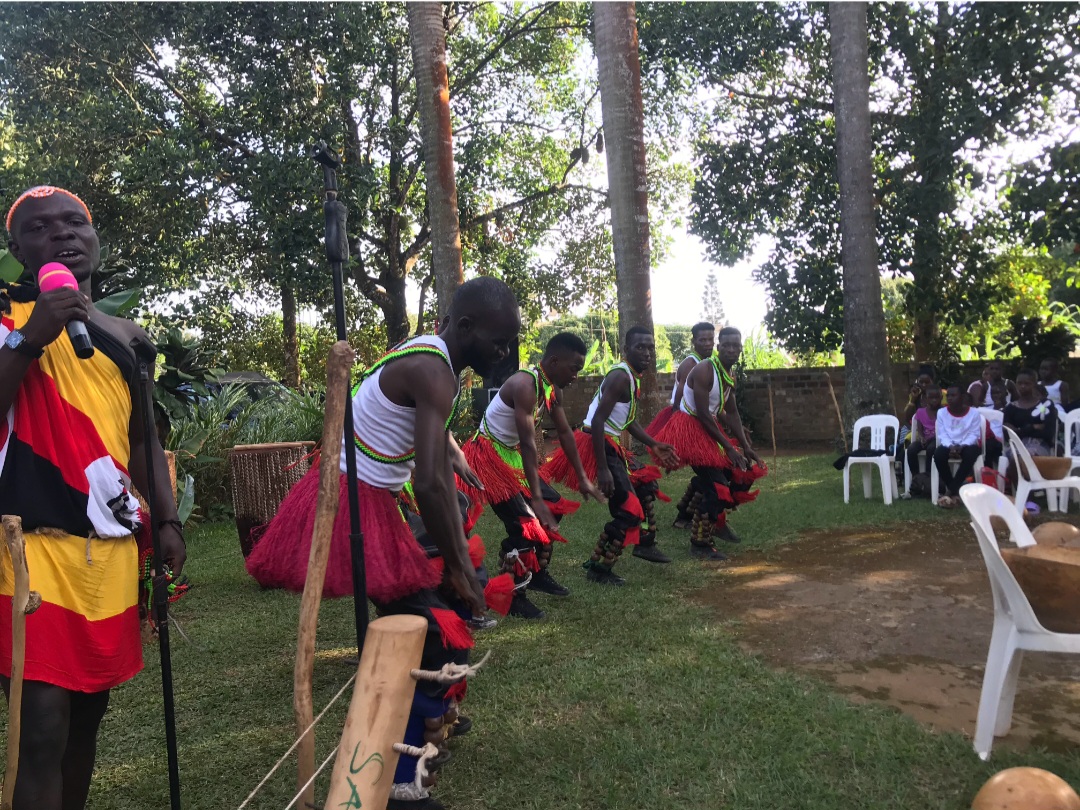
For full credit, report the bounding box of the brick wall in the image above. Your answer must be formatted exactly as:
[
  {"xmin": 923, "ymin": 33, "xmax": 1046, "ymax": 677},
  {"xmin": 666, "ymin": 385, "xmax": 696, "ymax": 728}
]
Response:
[{"xmin": 555, "ymin": 361, "xmax": 1080, "ymax": 450}]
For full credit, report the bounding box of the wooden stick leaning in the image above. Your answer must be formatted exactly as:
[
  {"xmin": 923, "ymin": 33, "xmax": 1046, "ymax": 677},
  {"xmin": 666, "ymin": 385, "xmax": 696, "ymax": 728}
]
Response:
[
  {"xmin": 294, "ymin": 341, "xmax": 355, "ymax": 810},
  {"xmin": 824, "ymin": 372, "xmax": 845, "ymax": 443},
  {"xmin": 767, "ymin": 380, "xmax": 778, "ymax": 470},
  {"xmin": 2, "ymin": 516, "xmax": 41, "ymax": 810}
]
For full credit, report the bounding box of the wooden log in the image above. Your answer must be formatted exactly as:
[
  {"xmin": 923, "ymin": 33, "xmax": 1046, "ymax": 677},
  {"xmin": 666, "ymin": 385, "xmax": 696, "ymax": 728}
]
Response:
[
  {"xmin": 2, "ymin": 516, "xmax": 40, "ymax": 810},
  {"xmin": 325, "ymin": 614, "xmax": 428, "ymax": 810},
  {"xmin": 293, "ymin": 341, "xmax": 355, "ymax": 810}
]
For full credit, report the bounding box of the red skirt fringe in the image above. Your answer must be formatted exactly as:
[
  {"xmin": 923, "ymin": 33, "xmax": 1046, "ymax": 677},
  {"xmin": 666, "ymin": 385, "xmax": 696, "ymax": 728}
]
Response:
[
  {"xmin": 541, "ymin": 429, "xmax": 621, "ymax": 491},
  {"xmin": 245, "ymin": 469, "xmax": 440, "ymax": 602},
  {"xmin": 459, "ymin": 436, "xmax": 529, "ymax": 505},
  {"xmin": 646, "ymin": 405, "xmax": 674, "ymax": 435},
  {"xmin": 547, "ymin": 497, "xmax": 581, "ymax": 516},
  {"xmin": 653, "ymin": 411, "xmax": 733, "ymax": 469},
  {"xmin": 484, "ymin": 574, "xmax": 515, "ymax": 616}
]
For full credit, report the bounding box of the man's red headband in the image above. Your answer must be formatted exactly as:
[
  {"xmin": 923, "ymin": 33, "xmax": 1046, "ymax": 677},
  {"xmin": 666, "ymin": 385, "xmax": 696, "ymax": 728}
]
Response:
[{"xmin": 6, "ymin": 186, "xmax": 93, "ymax": 234}]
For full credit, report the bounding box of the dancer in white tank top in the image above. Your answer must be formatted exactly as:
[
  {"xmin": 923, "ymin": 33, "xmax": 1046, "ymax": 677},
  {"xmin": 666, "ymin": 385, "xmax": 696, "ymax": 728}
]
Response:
[
  {"xmin": 247, "ymin": 277, "xmax": 522, "ymax": 809},
  {"xmin": 543, "ymin": 327, "xmax": 679, "ymax": 586},
  {"xmin": 653, "ymin": 327, "xmax": 767, "ymax": 559},
  {"xmin": 459, "ymin": 333, "xmax": 603, "ymax": 619}
]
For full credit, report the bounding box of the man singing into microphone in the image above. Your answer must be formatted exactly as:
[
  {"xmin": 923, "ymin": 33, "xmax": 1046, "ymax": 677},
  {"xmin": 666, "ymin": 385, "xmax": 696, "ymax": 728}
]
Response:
[{"xmin": 0, "ymin": 186, "xmax": 186, "ymax": 809}]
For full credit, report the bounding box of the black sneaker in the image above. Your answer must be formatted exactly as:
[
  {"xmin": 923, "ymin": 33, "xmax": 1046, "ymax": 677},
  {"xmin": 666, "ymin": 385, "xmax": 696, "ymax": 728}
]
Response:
[
  {"xmin": 672, "ymin": 515, "xmax": 692, "ymax": 529},
  {"xmin": 509, "ymin": 593, "xmax": 546, "ymax": 619},
  {"xmin": 689, "ymin": 542, "xmax": 727, "ymax": 561},
  {"xmin": 632, "ymin": 542, "xmax": 672, "ymax": 564},
  {"xmin": 528, "ymin": 569, "xmax": 571, "ymax": 597},
  {"xmin": 716, "ymin": 523, "xmax": 742, "ymax": 543},
  {"xmin": 585, "ymin": 566, "xmax": 626, "ymax": 586},
  {"xmin": 449, "ymin": 715, "xmax": 472, "ymax": 738},
  {"xmin": 388, "ymin": 797, "xmax": 446, "ymax": 810},
  {"xmin": 467, "ymin": 614, "xmax": 497, "ymax": 631}
]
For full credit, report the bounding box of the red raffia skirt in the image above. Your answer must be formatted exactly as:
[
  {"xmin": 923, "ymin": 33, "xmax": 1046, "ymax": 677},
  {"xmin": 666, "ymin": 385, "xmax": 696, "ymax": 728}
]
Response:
[
  {"xmin": 458, "ymin": 434, "xmax": 529, "ymax": 505},
  {"xmin": 654, "ymin": 411, "xmax": 768, "ymax": 485},
  {"xmin": 541, "ymin": 429, "xmax": 667, "ymax": 494},
  {"xmin": 646, "ymin": 405, "xmax": 674, "ymax": 436},
  {"xmin": 245, "ymin": 468, "xmax": 440, "ymax": 602}
]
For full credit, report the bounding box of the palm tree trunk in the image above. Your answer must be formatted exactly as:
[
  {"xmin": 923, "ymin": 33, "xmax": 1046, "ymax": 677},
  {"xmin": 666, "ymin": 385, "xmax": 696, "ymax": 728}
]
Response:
[
  {"xmin": 829, "ymin": 2, "xmax": 894, "ymax": 433},
  {"xmin": 408, "ymin": 2, "xmax": 463, "ymax": 324},
  {"xmin": 594, "ymin": 1, "xmax": 661, "ymax": 422}
]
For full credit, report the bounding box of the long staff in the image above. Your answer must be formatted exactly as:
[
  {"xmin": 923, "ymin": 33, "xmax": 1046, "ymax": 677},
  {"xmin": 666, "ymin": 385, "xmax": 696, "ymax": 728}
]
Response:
[
  {"xmin": 132, "ymin": 338, "xmax": 182, "ymax": 810},
  {"xmin": 311, "ymin": 142, "xmax": 368, "ymax": 655}
]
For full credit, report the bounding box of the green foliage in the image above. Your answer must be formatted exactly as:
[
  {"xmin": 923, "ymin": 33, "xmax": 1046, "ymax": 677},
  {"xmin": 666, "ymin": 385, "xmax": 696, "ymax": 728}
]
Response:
[
  {"xmin": 0, "ymin": 249, "xmax": 22, "ymax": 283},
  {"xmin": 739, "ymin": 327, "xmax": 790, "ymax": 370},
  {"xmin": 654, "ymin": 324, "xmax": 673, "ymax": 372},
  {"xmin": 638, "ymin": 2, "xmax": 1080, "ymax": 358},
  {"xmin": 700, "ymin": 270, "xmax": 726, "ymax": 327},
  {"xmin": 151, "ymin": 326, "xmax": 225, "ymax": 428}
]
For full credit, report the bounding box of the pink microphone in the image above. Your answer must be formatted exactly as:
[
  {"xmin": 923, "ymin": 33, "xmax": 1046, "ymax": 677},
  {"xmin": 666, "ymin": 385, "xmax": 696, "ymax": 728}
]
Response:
[{"xmin": 38, "ymin": 262, "xmax": 94, "ymax": 359}]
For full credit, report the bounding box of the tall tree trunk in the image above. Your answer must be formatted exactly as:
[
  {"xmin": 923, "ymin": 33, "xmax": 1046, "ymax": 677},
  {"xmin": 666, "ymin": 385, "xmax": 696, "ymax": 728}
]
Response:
[
  {"xmin": 408, "ymin": 2, "xmax": 463, "ymax": 325},
  {"xmin": 594, "ymin": 1, "xmax": 661, "ymax": 422},
  {"xmin": 281, "ymin": 282, "xmax": 300, "ymax": 388},
  {"xmin": 829, "ymin": 2, "xmax": 893, "ymax": 433}
]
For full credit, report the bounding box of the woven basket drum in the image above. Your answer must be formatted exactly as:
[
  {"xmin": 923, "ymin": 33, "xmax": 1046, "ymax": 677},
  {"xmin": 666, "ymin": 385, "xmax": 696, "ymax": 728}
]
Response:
[{"xmin": 230, "ymin": 442, "xmax": 315, "ymax": 557}]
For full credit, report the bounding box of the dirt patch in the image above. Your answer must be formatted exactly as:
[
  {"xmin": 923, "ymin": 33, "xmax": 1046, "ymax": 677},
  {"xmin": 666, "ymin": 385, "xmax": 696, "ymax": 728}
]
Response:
[{"xmin": 697, "ymin": 519, "xmax": 1080, "ymax": 753}]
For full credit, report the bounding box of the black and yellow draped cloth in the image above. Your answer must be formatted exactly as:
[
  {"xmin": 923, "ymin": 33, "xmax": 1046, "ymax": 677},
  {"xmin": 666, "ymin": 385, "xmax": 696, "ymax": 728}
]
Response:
[{"xmin": 0, "ymin": 284, "xmax": 143, "ymax": 692}]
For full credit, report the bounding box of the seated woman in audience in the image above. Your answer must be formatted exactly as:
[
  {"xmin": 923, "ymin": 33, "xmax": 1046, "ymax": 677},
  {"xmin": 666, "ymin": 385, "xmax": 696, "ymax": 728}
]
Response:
[
  {"xmin": 1003, "ymin": 368, "xmax": 1059, "ymax": 489},
  {"xmin": 982, "ymin": 382, "xmax": 1007, "ymax": 472}
]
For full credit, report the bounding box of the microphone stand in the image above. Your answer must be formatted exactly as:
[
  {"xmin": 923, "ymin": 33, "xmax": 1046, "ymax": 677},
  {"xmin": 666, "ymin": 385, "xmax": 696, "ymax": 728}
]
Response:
[
  {"xmin": 311, "ymin": 141, "xmax": 368, "ymax": 657},
  {"xmin": 130, "ymin": 338, "xmax": 182, "ymax": 810}
]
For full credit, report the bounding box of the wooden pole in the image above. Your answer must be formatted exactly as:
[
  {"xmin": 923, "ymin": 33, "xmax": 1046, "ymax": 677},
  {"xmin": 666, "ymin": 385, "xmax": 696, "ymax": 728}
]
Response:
[
  {"xmin": 2, "ymin": 516, "xmax": 40, "ymax": 810},
  {"xmin": 294, "ymin": 341, "xmax": 355, "ymax": 809},
  {"xmin": 324, "ymin": 614, "xmax": 428, "ymax": 810},
  {"xmin": 767, "ymin": 380, "xmax": 778, "ymax": 469},
  {"xmin": 824, "ymin": 372, "xmax": 846, "ymax": 443}
]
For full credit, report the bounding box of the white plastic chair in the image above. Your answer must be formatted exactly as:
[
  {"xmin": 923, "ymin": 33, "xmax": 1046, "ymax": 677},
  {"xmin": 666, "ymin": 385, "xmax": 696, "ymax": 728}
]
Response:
[
  {"xmin": 1061, "ymin": 410, "xmax": 1080, "ymax": 476},
  {"xmin": 903, "ymin": 415, "xmax": 928, "ymax": 497},
  {"xmin": 843, "ymin": 414, "xmax": 899, "ymax": 505},
  {"xmin": 959, "ymin": 483, "xmax": 1080, "ymax": 759},
  {"xmin": 1005, "ymin": 426, "xmax": 1080, "ymax": 514},
  {"xmin": 976, "ymin": 408, "xmax": 1008, "ymax": 492},
  {"xmin": 931, "ymin": 416, "xmax": 985, "ymax": 506}
]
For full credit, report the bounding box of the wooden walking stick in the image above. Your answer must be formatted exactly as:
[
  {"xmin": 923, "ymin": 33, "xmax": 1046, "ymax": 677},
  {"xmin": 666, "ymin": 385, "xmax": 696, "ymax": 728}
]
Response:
[
  {"xmin": 2, "ymin": 516, "xmax": 41, "ymax": 810},
  {"xmin": 294, "ymin": 341, "xmax": 356, "ymax": 810},
  {"xmin": 767, "ymin": 380, "xmax": 778, "ymax": 470},
  {"xmin": 824, "ymin": 372, "xmax": 845, "ymax": 442}
]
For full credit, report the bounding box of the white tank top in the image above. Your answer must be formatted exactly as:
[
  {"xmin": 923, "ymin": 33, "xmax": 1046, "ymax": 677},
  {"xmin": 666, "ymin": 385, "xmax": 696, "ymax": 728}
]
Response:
[
  {"xmin": 585, "ymin": 363, "xmax": 640, "ymax": 437},
  {"xmin": 480, "ymin": 367, "xmax": 551, "ymax": 447},
  {"xmin": 670, "ymin": 353, "xmax": 703, "ymax": 405},
  {"xmin": 341, "ymin": 335, "xmax": 458, "ymax": 489},
  {"xmin": 680, "ymin": 358, "xmax": 731, "ymax": 417}
]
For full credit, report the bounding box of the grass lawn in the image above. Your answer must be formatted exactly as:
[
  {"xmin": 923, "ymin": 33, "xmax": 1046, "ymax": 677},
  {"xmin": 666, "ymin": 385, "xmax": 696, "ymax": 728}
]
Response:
[{"xmin": 7, "ymin": 454, "xmax": 1079, "ymax": 809}]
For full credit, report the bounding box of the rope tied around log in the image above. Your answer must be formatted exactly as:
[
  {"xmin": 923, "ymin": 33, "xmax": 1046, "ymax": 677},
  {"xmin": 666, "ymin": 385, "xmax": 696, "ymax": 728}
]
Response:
[
  {"xmin": 410, "ymin": 649, "xmax": 492, "ymax": 684},
  {"xmin": 391, "ymin": 742, "xmax": 440, "ymax": 801}
]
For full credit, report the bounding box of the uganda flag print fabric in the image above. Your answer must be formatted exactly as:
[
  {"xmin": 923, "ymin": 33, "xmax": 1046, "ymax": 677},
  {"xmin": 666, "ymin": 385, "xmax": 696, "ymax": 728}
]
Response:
[{"xmin": 0, "ymin": 286, "xmax": 143, "ymax": 692}]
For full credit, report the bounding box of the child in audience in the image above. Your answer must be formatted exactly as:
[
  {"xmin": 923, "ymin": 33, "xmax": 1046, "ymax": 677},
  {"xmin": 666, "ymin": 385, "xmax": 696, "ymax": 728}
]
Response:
[
  {"xmin": 933, "ymin": 384, "xmax": 984, "ymax": 508},
  {"xmin": 907, "ymin": 386, "xmax": 941, "ymax": 478}
]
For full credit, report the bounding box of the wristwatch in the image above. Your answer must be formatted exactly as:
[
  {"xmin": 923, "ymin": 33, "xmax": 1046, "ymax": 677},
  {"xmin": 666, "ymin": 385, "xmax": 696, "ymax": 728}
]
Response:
[{"xmin": 3, "ymin": 329, "xmax": 44, "ymax": 359}]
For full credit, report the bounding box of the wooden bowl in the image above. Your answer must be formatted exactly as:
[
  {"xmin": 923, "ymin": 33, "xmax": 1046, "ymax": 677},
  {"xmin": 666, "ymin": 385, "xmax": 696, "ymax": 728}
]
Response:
[
  {"xmin": 1001, "ymin": 545, "xmax": 1080, "ymax": 633},
  {"xmin": 972, "ymin": 767, "xmax": 1080, "ymax": 810},
  {"xmin": 1032, "ymin": 457, "xmax": 1073, "ymax": 480}
]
